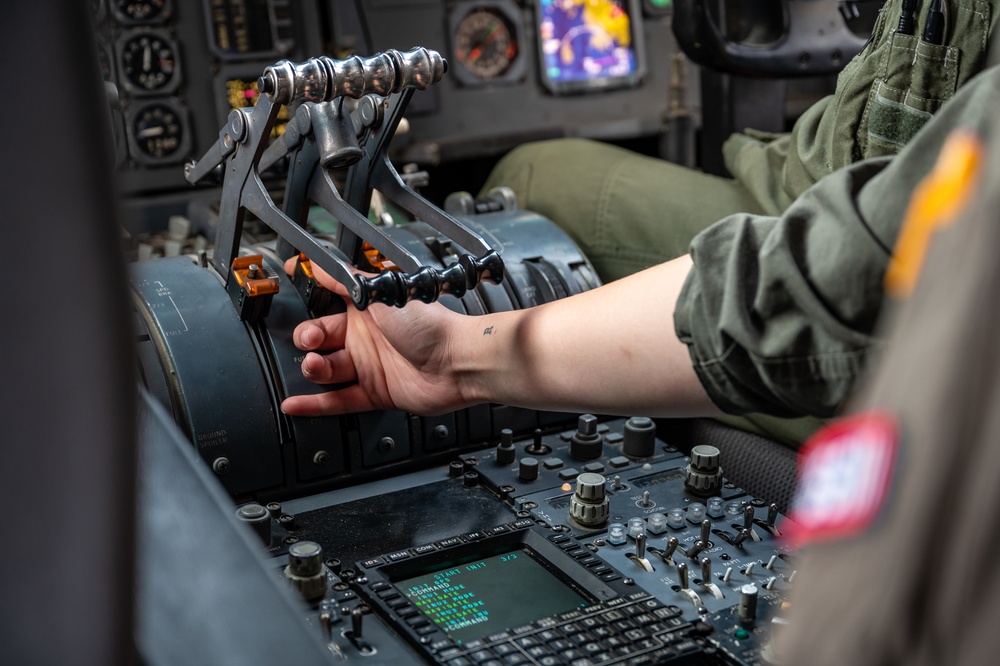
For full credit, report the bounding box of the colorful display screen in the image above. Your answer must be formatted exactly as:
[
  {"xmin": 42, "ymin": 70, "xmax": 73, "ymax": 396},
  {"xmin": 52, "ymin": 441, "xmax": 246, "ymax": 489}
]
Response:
[{"xmin": 536, "ymin": 0, "xmax": 638, "ymax": 88}]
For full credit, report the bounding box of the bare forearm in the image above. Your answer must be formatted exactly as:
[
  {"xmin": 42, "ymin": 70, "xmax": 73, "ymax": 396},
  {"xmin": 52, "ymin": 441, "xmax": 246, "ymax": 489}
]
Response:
[{"xmin": 452, "ymin": 255, "xmax": 721, "ymax": 417}]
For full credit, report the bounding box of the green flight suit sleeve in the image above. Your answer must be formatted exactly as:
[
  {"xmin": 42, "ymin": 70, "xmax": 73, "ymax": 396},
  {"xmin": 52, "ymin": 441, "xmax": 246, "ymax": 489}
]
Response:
[
  {"xmin": 724, "ymin": 0, "xmax": 996, "ymax": 215},
  {"xmin": 674, "ymin": 66, "xmax": 1000, "ymax": 417}
]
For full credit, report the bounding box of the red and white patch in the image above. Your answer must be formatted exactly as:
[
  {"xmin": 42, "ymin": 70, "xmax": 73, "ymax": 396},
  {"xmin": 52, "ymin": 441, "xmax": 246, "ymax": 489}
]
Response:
[{"xmin": 784, "ymin": 411, "xmax": 899, "ymax": 547}]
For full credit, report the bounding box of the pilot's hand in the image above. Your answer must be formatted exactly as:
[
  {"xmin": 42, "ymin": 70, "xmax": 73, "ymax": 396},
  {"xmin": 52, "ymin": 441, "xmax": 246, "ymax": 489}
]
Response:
[
  {"xmin": 280, "ymin": 258, "xmax": 469, "ymax": 417},
  {"xmin": 281, "ymin": 253, "xmax": 715, "ymax": 420}
]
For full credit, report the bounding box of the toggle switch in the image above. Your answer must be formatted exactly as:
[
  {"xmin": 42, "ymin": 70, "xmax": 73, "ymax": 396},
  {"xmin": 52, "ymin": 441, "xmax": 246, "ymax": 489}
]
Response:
[
  {"xmin": 525, "ymin": 428, "xmax": 551, "ymax": 456},
  {"xmin": 699, "ymin": 557, "xmax": 725, "ymax": 599},
  {"xmin": 761, "ymin": 503, "xmax": 782, "ymax": 537},
  {"xmin": 676, "ymin": 562, "xmax": 704, "ymax": 607},
  {"xmin": 627, "ymin": 533, "xmax": 655, "ymax": 572}
]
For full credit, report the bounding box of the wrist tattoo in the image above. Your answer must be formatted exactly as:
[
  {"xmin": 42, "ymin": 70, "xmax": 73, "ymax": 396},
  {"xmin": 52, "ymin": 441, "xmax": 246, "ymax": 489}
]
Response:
[{"xmin": 483, "ymin": 326, "xmax": 494, "ymax": 336}]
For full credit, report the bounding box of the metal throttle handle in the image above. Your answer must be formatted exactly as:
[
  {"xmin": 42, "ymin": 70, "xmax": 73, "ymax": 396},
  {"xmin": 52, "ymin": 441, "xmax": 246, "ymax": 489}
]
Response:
[
  {"xmin": 257, "ymin": 47, "xmax": 447, "ymax": 106},
  {"xmin": 355, "ymin": 251, "xmax": 504, "ymax": 310}
]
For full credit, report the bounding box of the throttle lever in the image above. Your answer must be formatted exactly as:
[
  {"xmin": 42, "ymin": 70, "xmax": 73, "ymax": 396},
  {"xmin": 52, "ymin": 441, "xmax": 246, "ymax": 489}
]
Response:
[
  {"xmin": 355, "ymin": 250, "xmax": 504, "ymax": 309},
  {"xmin": 258, "ymin": 47, "xmax": 446, "ymax": 106}
]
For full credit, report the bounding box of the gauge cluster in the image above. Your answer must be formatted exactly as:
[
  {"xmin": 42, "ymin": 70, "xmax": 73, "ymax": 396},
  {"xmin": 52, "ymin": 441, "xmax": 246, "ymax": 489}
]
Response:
[
  {"xmin": 353, "ymin": 0, "xmax": 693, "ymax": 166},
  {"xmin": 91, "ymin": 0, "xmax": 189, "ymax": 168},
  {"xmin": 91, "ymin": 0, "xmax": 695, "ymax": 240},
  {"xmin": 89, "ymin": 0, "xmax": 325, "ymax": 231}
]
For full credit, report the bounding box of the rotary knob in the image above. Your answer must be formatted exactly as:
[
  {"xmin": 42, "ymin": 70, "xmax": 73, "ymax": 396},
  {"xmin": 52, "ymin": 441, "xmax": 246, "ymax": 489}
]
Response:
[
  {"xmin": 623, "ymin": 416, "xmax": 656, "ymax": 458},
  {"xmin": 569, "ymin": 472, "xmax": 609, "ymax": 527},
  {"xmin": 685, "ymin": 444, "xmax": 723, "ymax": 496},
  {"xmin": 518, "ymin": 457, "xmax": 539, "ymax": 482},
  {"xmin": 284, "ymin": 541, "xmax": 329, "ymax": 602}
]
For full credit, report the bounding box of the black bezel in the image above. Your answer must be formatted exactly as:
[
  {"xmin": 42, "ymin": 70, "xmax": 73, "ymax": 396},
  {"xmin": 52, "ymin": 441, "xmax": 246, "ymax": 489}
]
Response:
[
  {"xmin": 116, "ymin": 28, "xmax": 183, "ymax": 97},
  {"xmin": 447, "ymin": 0, "xmax": 528, "ymax": 87},
  {"xmin": 126, "ymin": 99, "xmax": 192, "ymax": 167},
  {"xmin": 532, "ymin": 0, "xmax": 647, "ymax": 95},
  {"xmin": 357, "ymin": 526, "xmax": 626, "ymax": 653}
]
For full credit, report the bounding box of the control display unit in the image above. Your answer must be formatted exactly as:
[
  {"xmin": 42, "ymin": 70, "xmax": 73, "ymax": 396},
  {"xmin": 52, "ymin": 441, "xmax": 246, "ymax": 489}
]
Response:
[
  {"xmin": 535, "ymin": 0, "xmax": 645, "ymax": 93},
  {"xmin": 394, "ymin": 547, "xmax": 590, "ymax": 644}
]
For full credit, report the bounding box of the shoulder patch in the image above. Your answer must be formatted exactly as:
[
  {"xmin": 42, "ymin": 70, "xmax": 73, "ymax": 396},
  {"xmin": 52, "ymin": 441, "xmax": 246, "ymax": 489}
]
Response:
[{"xmin": 784, "ymin": 411, "xmax": 898, "ymax": 547}]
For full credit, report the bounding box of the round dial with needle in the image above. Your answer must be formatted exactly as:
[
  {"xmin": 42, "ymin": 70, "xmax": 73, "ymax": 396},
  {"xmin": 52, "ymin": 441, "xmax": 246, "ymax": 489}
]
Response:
[
  {"xmin": 128, "ymin": 101, "xmax": 189, "ymax": 164},
  {"xmin": 119, "ymin": 31, "xmax": 180, "ymax": 94},
  {"xmin": 453, "ymin": 7, "xmax": 519, "ymax": 81}
]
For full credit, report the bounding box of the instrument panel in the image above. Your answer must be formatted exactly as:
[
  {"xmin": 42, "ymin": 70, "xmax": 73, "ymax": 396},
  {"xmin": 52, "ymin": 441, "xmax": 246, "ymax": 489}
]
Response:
[{"xmin": 90, "ymin": 0, "xmax": 694, "ymax": 236}]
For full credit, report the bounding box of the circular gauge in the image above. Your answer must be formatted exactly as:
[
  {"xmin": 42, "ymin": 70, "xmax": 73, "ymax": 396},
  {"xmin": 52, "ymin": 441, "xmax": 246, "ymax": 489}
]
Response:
[
  {"xmin": 113, "ymin": 0, "xmax": 169, "ymax": 24},
  {"xmin": 452, "ymin": 7, "xmax": 519, "ymax": 81},
  {"xmin": 128, "ymin": 101, "xmax": 189, "ymax": 165},
  {"xmin": 119, "ymin": 31, "xmax": 180, "ymax": 94}
]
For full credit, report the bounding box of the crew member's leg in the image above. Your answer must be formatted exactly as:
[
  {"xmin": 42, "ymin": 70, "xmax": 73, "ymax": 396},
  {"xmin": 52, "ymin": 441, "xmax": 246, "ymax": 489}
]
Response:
[{"xmin": 481, "ymin": 138, "xmax": 767, "ymax": 282}]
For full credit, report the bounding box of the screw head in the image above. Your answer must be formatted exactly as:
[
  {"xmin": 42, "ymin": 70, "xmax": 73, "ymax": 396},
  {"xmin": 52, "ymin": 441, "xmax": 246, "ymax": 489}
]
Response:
[
  {"xmin": 313, "ymin": 450, "xmax": 331, "ymax": 466},
  {"xmin": 212, "ymin": 457, "xmax": 230, "ymax": 475}
]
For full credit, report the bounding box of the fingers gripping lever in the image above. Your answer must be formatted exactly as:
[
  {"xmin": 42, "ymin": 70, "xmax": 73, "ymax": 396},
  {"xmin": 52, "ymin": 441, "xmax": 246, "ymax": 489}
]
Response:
[{"xmin": 355, "ymin": 251, "xmax": 505, "ymax": 310}]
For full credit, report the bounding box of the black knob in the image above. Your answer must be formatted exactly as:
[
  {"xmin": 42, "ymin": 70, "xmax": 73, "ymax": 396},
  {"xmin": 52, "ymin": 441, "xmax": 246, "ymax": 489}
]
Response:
[
  {"xmin": 288, "ymin": 541, "xmax": 323, "ymax": 577},
  {"xmin": 284, "ymin": 541, "xmax": 328, "ymax": 602},
  {"xmin": 496, "ymin": 428, "xmax": 516, "ymax": 464},
  {"xmin": 235, "ymin": 503, "xmax": 271, "ymax": 546},
  {"xmin": 519, "ymin": 457, "xmax": 539, "ymax": 482},
  {"xmin": 570, "ymin": 414, "xmax": 602, "ymax": 461},
  {"xmin": 623, "ymin": 416, "xmax": 656, "ymax": 458}
]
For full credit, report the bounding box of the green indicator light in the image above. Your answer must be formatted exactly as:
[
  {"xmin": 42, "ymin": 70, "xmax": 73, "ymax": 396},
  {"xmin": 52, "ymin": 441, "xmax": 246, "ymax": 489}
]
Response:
[
  {"xmin": 651, "ymin": 0, "xmax": 672, "ymax": 7},
  {"xmin": 735, "ymin": 628, "xmax": 750, "ymax": 640}
]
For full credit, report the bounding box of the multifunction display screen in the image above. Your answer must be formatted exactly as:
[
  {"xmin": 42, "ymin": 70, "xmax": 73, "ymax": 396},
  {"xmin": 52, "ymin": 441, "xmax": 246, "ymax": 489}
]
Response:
[{"xmin": 396, "ymin": 549, "xmax": 589, "ymax": 644}]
